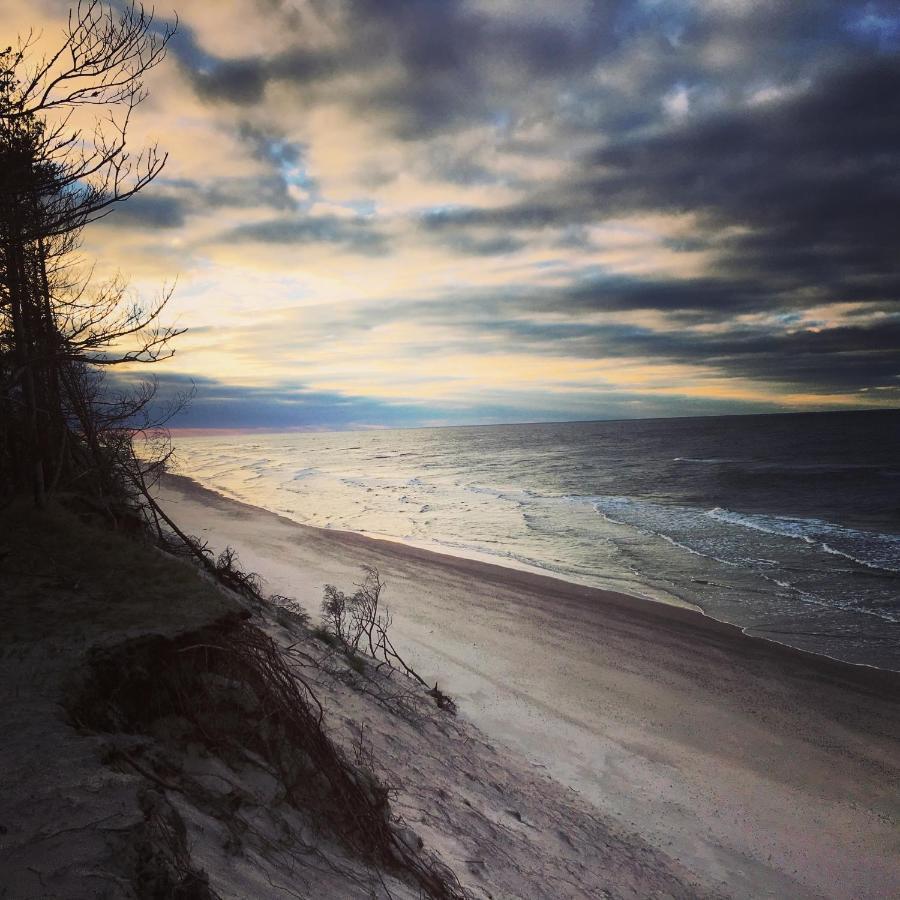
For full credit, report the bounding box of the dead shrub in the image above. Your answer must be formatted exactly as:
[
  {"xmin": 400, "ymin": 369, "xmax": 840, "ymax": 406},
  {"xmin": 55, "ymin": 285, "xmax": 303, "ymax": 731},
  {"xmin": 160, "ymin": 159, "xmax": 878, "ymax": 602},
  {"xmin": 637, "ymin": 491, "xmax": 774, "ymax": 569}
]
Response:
[{"xmin": 322, "ymin": 567, "xmax": 456, "ymax": 713}]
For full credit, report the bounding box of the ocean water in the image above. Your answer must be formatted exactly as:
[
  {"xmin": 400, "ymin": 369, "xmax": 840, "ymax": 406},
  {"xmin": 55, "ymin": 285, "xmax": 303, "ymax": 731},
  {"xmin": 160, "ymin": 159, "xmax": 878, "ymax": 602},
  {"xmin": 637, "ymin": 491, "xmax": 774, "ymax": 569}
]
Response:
[{"xmin": 171, "ymin": 410, "xmax": 900, "ymax": 670}]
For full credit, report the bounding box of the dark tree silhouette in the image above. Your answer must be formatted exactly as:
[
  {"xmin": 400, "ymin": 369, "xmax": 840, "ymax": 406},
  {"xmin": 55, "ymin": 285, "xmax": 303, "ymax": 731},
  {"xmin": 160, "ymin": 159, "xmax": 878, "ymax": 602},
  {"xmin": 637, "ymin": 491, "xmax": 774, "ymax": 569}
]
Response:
[{"xmin": 1, "ymin": 2, "xmax": 183, "ymax": 512}]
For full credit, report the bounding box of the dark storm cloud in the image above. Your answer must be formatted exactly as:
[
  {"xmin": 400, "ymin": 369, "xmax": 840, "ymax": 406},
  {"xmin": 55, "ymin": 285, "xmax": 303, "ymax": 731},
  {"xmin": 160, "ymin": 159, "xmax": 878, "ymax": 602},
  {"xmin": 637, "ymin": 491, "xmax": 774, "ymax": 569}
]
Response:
[
  {"xmin": 170, "ymin": 25, "xmax": 338, "ymax": 105},
  {"xmin": 153, "ymin": 0, "xmax": 900, "ymax": 413},
  {"xmin": 340, "ymin": 0, "xmax": 626, "ymax": 135},
  {"xmin": 421, "ymin": 53, "xmax": 900, "ymax": 318},
  {"xmin": 562, "ymin": 275, "xmax": 770, "ymax": 315},
  {"xmin": 226, "ymin": 215, "xmax": 388, "ymax": 254},
  {"xmin": 171, "ymin": 2, "xmax": 625, "ymax": 132},
  {"xmin": 98, "ymin": 194, "xmax": 187, "ymax": 229},
  {"xmin": 338, "ymin": 0, "xmax": 900, "ymax": 139},
  {"xmin": 168, "ymin": 0, "xmax": 900, "ymax": 148},
  {"xmin": 583, "ymin": 57, "xmax": 900, "ymax": 288},
  {"xmin": 191, "ymin": 49, "xmax": 338, "ymax": 105}
]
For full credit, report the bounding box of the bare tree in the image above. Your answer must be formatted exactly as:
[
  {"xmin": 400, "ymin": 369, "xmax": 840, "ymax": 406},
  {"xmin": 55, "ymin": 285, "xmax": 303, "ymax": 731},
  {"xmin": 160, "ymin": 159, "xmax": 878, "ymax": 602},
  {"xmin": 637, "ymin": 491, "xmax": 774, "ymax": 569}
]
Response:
[
  {"xmin": 2, "ymin": 1, "xmax": 174, "ymax": 237},
  {"xmin": 0, "ymin": 2, "xmax": 181, "ymax": 510}
]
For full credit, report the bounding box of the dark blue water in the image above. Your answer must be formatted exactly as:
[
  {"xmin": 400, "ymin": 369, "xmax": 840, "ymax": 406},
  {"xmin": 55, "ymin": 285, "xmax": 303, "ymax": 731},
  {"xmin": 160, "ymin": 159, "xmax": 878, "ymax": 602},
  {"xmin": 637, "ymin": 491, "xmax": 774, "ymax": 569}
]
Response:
[{"xmin": 175, "ymin": 409, "xmax": 900, "ymax": 670}]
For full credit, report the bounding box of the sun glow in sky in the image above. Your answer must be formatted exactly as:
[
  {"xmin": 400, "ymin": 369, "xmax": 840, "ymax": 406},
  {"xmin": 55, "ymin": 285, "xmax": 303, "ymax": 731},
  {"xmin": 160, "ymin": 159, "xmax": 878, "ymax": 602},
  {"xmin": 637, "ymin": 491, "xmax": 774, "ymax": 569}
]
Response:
[{"xmin": 6, "ymin": 0, "xmax": 900, "ymax": 428}]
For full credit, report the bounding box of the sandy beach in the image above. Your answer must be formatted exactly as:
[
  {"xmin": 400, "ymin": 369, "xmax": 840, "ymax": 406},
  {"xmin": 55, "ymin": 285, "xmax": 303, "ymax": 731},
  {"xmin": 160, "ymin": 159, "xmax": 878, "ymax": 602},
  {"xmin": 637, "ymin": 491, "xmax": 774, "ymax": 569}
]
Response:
[{"xmin": 155, "ymin": 473, "xmax": 900, "ymax": 899}]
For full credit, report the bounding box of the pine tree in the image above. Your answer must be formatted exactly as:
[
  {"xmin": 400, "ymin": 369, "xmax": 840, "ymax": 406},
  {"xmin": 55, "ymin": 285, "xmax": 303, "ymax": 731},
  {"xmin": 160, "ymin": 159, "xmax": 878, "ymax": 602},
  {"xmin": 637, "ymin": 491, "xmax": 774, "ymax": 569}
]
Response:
[{"xmin": 1, "ymin": 3, "xmax": 182, "ymax": 511}]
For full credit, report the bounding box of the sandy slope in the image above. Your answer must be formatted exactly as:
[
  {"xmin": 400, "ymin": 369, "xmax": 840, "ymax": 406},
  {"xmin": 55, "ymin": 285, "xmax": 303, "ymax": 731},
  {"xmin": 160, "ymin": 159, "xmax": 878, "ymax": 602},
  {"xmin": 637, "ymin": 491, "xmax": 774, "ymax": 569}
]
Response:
[
  {"xmin": 1, "ymin": 499, "xmax": 706, "ymax": 899},
  {"xmin": 157, "ymin": 473, "xmax": 900, "ymax": 900}
]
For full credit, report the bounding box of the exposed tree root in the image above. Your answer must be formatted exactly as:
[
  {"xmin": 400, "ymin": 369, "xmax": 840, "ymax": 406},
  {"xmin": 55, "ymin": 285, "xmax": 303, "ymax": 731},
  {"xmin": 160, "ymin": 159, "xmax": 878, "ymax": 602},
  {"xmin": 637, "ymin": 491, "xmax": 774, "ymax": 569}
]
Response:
[{"xmin": 68, "ymin": 617, "xmax": 471, "ymax": 899}]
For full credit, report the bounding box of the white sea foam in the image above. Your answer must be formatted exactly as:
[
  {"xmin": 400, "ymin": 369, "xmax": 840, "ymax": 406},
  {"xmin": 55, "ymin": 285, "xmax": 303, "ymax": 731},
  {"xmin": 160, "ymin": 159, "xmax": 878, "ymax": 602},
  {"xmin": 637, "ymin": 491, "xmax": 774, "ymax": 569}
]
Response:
[{"xmin": 707, "ymin": 507, "xmax": 900, "ymax": 573}]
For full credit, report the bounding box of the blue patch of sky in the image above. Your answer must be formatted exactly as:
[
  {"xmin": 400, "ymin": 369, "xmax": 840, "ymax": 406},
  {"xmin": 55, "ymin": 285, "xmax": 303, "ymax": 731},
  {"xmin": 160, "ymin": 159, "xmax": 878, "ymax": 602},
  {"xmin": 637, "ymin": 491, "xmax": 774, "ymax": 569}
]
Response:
[
  {"xmin": 491, "ymin": 109, "xmax": 512, "ymax": 131},
  {"xmin": 615, "ymin": 0, "xmax": 691, "ymax": 42},
  {"xmin": 419, "ymin": 204, "xmax": 471, "ymax": 222},
  {"xmin": 845, "ymin": 3, "xmax": 900, "ymax": 49},
  {"xmin": 264, "ymin": 138, "xmax": 376, "ymax": 219}
]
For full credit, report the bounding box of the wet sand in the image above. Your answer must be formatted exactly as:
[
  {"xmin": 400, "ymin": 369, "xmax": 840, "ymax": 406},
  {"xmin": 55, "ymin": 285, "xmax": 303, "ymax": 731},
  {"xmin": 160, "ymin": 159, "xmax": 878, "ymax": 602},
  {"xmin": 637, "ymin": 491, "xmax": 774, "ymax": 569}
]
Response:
[{"xmin": 158, "ymin": 473, "xmax": 900, "ymax": 899}]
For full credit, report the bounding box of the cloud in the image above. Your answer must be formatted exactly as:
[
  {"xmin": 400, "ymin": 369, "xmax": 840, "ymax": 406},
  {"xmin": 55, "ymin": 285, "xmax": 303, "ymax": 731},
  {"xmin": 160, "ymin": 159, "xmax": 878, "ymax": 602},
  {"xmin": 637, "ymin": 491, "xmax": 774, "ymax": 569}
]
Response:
[
  {"xmin": 189, "ymin": 48, "xmax": 339, "ymax": 105},
  {"xmin": 225, "ymin": 214, "xmax": 388, "ymax": 254},
  {"xmin": 584, "ymin": 57, "xmax": 900, "ymax": 292},
  {"xmin": 11, "ymin": 0, "xmax": 899, "ymax": 424},
  {"xmin": 413, "ymin": 53, "xmax": 900, "ymax": 317},
  {"xmin": 107, "ymin": 370, "xmax": 432, "ymax": 429},
  {"xmin": 110, "ymin": 368, "xmax": 796, "ymax": 430},
  {"xmin": 97, "ymin": 194, "xmax": 188, "ymax": 230}
]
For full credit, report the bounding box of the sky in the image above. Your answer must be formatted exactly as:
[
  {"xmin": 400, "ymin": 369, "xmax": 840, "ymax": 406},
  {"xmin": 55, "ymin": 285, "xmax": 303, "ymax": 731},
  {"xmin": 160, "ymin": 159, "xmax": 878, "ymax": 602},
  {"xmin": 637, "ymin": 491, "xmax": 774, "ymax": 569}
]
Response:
[{"xmin": 6, "ymin": 0, "xmax": 900, "ymax": 429}]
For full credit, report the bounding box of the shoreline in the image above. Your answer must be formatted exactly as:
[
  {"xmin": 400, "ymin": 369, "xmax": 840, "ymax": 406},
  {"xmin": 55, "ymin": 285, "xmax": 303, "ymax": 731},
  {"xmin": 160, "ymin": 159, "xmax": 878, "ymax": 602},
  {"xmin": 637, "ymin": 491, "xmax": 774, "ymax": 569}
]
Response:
[
  {"xmin": 171, "ymin": 465, "xmax": 705, "ymax": 612},
  {"xmin": 157, "ymin": 471, "xmax": 900, "ymax": 899},
  {"xmin": 166, "ymin": 472, "xmax": 896, "ymax": 679}
]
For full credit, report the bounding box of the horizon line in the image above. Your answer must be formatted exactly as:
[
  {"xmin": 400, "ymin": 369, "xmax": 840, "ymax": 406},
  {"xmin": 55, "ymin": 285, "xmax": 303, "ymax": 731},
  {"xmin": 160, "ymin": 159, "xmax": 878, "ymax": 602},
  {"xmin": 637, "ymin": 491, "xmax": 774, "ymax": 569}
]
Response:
[{"xmin": 165, "ymin": 406, "xmax": 899, "ymax": 437}]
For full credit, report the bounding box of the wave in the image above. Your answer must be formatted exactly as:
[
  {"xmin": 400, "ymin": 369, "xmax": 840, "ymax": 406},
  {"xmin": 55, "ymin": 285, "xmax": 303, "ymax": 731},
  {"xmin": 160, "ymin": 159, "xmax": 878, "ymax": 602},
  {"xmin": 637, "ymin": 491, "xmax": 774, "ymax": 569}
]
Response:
[
  {"xmin": 674, "ymin": 457, "xmax": 894, "ymax": 476},
  {"xmin": 673, "ymin": 457, "xmax": 745, "ymax": 464},
  {"xmin": 706, "ymin": 507, "xmax": 900, "ymax": 573},
  {"xmin": 496, "ymin": 490, "xmax": 899, "ymax": 581},
  {"xmin": 592, "ymin": 497, "xmax": 900, "ymax": 622},
  {"xmin": 593, "ymin": 497, "xmax": 742, "ymax": 569}
]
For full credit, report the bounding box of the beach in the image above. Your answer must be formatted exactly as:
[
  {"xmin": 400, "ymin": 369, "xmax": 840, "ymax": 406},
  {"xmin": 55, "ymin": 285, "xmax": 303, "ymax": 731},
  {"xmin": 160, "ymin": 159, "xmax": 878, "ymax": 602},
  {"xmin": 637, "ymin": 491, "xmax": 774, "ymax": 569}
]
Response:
[
  {"xmin": 2, "ymin": 0, "xmax": 898, "ymax": 895},
  {"xmin": 0, "ymin": 495, "xmax": 707, "ymax": 898},
  {"xmin": 157, "ymin": 472, "xmax": 900, "ymax": 899}
]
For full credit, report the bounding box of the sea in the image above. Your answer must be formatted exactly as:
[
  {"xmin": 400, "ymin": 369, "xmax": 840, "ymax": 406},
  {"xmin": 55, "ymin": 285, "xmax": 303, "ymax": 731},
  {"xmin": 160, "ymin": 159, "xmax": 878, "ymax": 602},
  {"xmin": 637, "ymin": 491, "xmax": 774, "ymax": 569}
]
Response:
[{"xmin": 171, "ymin": 410, "xmax": 900, "ymax": 671}]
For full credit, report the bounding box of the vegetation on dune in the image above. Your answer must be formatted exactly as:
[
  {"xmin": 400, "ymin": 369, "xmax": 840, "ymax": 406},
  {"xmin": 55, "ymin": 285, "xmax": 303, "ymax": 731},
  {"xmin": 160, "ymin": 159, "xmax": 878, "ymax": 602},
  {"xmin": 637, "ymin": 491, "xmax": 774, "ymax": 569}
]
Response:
[{"xmin": 321, "ymin": 566, "xmax": 456, "ymax": 712}]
